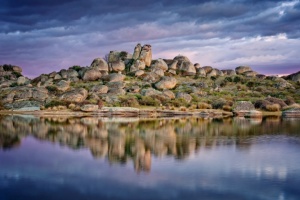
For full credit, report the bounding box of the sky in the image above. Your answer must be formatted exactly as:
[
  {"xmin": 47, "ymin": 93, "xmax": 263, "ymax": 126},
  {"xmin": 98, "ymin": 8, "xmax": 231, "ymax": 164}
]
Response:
[{"xmin": 1, "ymin": 0, "xmax": 300, "ymax": 78}]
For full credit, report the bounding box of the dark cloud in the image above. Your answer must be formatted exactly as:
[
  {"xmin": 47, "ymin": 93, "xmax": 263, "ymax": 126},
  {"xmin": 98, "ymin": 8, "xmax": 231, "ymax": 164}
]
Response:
[{"xmin": 0, "ymin": 0, "xmax": 299, "ymax": 77}]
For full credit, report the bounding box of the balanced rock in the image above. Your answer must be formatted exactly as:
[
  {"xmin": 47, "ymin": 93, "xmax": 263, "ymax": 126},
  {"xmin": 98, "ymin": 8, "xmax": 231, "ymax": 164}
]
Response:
[
  {"xmin": 155, "ymin": 76, "xmax": 177, "ymax": 90},
  {"xmin": 133, "ymin": 43, "xmax": 142, "ymax": 60},
  {"xmin": 139, "ymin": 44, "xmax": 152, "ymax": 66},
  {"xmin": 60, "ymin": 88, "xmax": 88, "ymax": 103},
  {"xmin": 90, "ymin": 58, "xmax": 109, "ymax": 71}
]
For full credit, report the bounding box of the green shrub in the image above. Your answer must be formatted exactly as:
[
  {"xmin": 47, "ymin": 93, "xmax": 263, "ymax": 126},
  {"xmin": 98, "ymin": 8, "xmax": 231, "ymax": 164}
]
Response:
[
  {"xmin": 139, "ymin": 96, "xmax": 161, "ymax": 107},
  {"xmin": 212, "ymin": 99, "xmax": 227, "ymax": 109},
  {"xmin": 118, "ymin": 96, "xmax": 140, "ymax": 107},
  {"xmin": 10, "ymin": 82, "xmax": 18, "ymax": 87},
  {"xmin": 46, "ymin": 85, "xmax": 58, "ymax": 92},
  {"xmin": 12, "ymin": 71, "xmax": 22, "ymax": 78},
  {"xmin": 45, "ymin": 100, "xmax": 68, "ymax": 108}
]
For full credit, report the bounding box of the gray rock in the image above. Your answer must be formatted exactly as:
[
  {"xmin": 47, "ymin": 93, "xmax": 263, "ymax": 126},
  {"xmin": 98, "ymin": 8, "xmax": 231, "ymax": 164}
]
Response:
[
  {"xmin": 176, "ymin": 92, "xmax": 192, "ymax": 103},
  {"xmin": 83, "ymin": 68, "xmax": 102, "ymax": 81},
  {"xmin": 179, "ymin": 61, "xmax": 196, "ymax": 76},
  {"xmin": 17, "ymin": 76, "xmax": 27, "ymax": 85},
  {"xmin": 142, "ymin": 72, "xmax": 161, "ymax": 83},
  {"xmin": 54, "ymin": 74, "xmax": 62, "ymax": 80},
  {"xmin": 60, "ymin": 88, "xmax": 88, "ymax": 103},
  {"xmin": 155, "ymin": 76, "xmax": 177, "ymax": 90},
  {"xmin": 90, "ymin": 58, "xmax": 109, "ymax": 71},
  {"xmin": 91, "ymin": 85, "xmax": 108, "ymax": 94},
  {"xmin": 81, "ymin": 104, "xmax": 99, "ymax": 112},
  {"xmin": 108, "ymin": 73, "xmax": 125, "ymax": 82},
  {"xmin": 141, "ymin": 88, "xmax": 162, "ymax": 97},
  {"xmin": 235, "ymin": 66, "xmax": 252, "ymax": 74},
  {"xmin": 202, "ymin": 66, "xmax": 213, "ymax": 74},
  {"xmin": 135, "ymin": 70, "xmax": 144, "ymax": 77},
  {"xmin": 56, "ymin": 80, "xmax": 70, "ymax": 92},
  {"xmin": 162, "ymin": 90, "xmax": 175, "ymax": 99},
  {"xmin": 111, "ymin": 60, "xmax": 125, "ymax": 72},
  {"xmin": 153, "ymin": 59, "xmax": 168, "ymax": 71}
]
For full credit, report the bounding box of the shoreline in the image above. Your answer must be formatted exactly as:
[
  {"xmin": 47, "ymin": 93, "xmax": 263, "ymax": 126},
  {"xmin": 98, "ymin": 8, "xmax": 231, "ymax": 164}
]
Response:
[{"xmin": 0, "ymin": 107, "xmax": 284, "ymax": 118}]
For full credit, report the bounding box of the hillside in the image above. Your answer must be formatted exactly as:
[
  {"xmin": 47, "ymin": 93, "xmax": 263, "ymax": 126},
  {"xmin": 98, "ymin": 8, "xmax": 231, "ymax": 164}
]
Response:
[{"xmin": 0, "ymin": 43, "xmax": 300, "ymax": 115}]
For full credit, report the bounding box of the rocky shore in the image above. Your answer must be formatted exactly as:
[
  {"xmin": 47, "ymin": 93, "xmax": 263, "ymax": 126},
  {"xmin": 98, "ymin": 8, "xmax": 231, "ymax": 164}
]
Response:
[{"xmin": 1, "ymin": 43, "xmax": 300, "ymax": 117}]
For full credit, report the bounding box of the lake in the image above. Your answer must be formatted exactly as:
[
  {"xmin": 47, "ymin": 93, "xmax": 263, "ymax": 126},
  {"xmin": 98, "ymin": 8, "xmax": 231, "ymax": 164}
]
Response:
[{"xmin": 0, "ymin": 115, "xmax": 300, "ymax": 200}]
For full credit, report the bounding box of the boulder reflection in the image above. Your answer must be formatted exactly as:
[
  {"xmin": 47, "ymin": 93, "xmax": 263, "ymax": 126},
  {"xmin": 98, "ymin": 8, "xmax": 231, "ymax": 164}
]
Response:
[{"xmin": 0, "ymin": 115, "xmax": 299, "ymax": 173}]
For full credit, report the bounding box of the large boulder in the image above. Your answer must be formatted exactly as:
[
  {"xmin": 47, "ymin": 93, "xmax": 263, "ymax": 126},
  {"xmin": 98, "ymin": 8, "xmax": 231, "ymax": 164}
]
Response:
[
  {"xmin": 235, "ymin": 66, "xmax": 252, "ymax": 74},
  {"xmin": 152, "ymin": 59, "xmax": 168, "ymax": 71},
  {"xmin": 60, "ymin": 88, "xmax": 88, "ymax": 103},
  {"xmin": 82, "ymin": 68, "xmax": 102, "ymax": 81},
  {"xmin": 32, "ymin": 88, "xmax": 49, "ymax": 101},
  {"xmin": 282, "ymin": 108, "xmax": 300, "ymax": 117},
  {"xmin": 202, "ymin": 66, "xmax": 213, "ymax": 74},
  {"xmin": 162, "ymin": 90, "xmax": 175, "ymax": 99},
  {"xmin": 196, "ymin": 68, "xmax": 206, "ymax": 77},
  {"xmin": 206, "ymin": 69, "xmax": 218, "ymax": 77},
  {"xmin": 243, "ymin": 71, "xmax": 258, "ymax": 77},
  {"xmin": 133, "ymin": 43, "xmax": 142, "ymax": 60},
  {"xmin": 151, "ymin": 68, "xmax": 164, "ymax": 77},
  {"xmin": 139, "ymin": 44, "xmax": 152, "ymax": 66},
  {"xmin": 90, "ymin": 58, "xmax": 109, "ymax": 72},
  {"xmin": 90, "ymin": 85, "xmax": 108, "ymax": 94},
  {"xmin": 176, "ymin": 92, "xmax": 192, "ymax": 103},
  {"xmin": 130, "ymin": 60, "xmax": 146, "ymax": 72},
  {"xmin": 142, "ymin": 72, "xmax": 161, "ymax": 83},
  {"xmin": 17, "ymin": 76, "xmax": 27, "ymax": 85},
  {"xmin": 111, "ymin": 60, "xmax": 125, "ymax": 72},
  {"xmin": 179, "ymin": 61, "xmax": 196, "ymax": 76},
  {"xmin": 141, "ymin": 88, "xmax": 162, "ymax": 97},
  {"xmin": 173, "ymin": 55, "xmax": 190, "ymax": 68},
  {"xmin": 155, "ymin": 77, "xmax": 177, "ymax": 90},
  {"xmin": 56, "ymin": 80, "xmax": 70, "ymax": 92},
  {"xmin": 108, "ymin": 73, "xmax": 125, "ymax": 82},
  {"xmin": 4, "ymin": 100, "xmax": 40, "ymax": 111}
]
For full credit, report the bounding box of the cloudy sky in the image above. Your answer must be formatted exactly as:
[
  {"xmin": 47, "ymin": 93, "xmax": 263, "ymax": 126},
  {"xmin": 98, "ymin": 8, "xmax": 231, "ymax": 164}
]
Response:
[{"xmin": 1, "ymin": 0, "xmax": 300, "ymax": 77}]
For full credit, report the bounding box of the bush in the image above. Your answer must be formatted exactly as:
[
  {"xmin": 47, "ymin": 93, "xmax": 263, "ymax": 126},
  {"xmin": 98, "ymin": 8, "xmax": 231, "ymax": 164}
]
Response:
[
  {"xmin": 10, "ymin": 82, "xmax": 18, "ymax": 87},
  {"xmin": 212, "ymin": 98, "xmax": 227, "ymax": 109},
  {"xmin": 254, "ymin": 100, "xmax": 271, "ymax": 109},
  {"xmin": 45, "ymin": 100, "xmax": 68, "ymax": 108},
  {"xmin": 139, "ymin": 96, "xmax": 161, "ymax": 107},
  {"xmin": 46, "ymin": 85, "xmax": 58, "ymax": 93},
  {"xmin": 118, "ymin": 96, "xmax": 139, "ymax": 107},
  {"xmin": 12, "ymin": 71, "xmax": 22, "ymax": 78},
  {"xmin": 265, "ymin": 104, "xmax": 281, "ymax": 112}
]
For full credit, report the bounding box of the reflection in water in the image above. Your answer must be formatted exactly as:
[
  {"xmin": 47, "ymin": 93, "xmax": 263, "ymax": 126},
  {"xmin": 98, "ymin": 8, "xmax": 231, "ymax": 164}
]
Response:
[{"xmin": 0, "ymin": 115, "xmax": 300, "ymax": 173}]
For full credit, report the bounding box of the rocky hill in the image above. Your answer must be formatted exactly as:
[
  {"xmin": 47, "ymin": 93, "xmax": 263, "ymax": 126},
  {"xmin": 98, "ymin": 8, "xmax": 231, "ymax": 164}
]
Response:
[{"xmin": 0, "ymin": 43, "xmax": 300, "ymax": 113}]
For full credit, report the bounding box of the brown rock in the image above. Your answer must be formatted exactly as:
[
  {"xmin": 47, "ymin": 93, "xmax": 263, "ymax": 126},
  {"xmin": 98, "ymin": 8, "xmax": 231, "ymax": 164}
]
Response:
[
  {"xmin": 60, "ymin": 88, "xmax": 88, "ymax": 103},
  {"xmin": 155, "ymin": 77, "xmax": 177, "ymax": 90}
]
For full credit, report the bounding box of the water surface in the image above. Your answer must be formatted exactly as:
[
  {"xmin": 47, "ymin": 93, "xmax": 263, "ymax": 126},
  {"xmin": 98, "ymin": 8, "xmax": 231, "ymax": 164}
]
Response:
[{"xmin": 0, "ymin": 115, "xmax": 300, "ymax": 200}]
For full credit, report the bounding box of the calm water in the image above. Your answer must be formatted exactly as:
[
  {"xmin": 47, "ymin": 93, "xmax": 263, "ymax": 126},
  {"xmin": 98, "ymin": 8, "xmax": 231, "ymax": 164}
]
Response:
[{"xmin": 0, "ymin": 115, "xmax": 300, "ymax": 200}]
